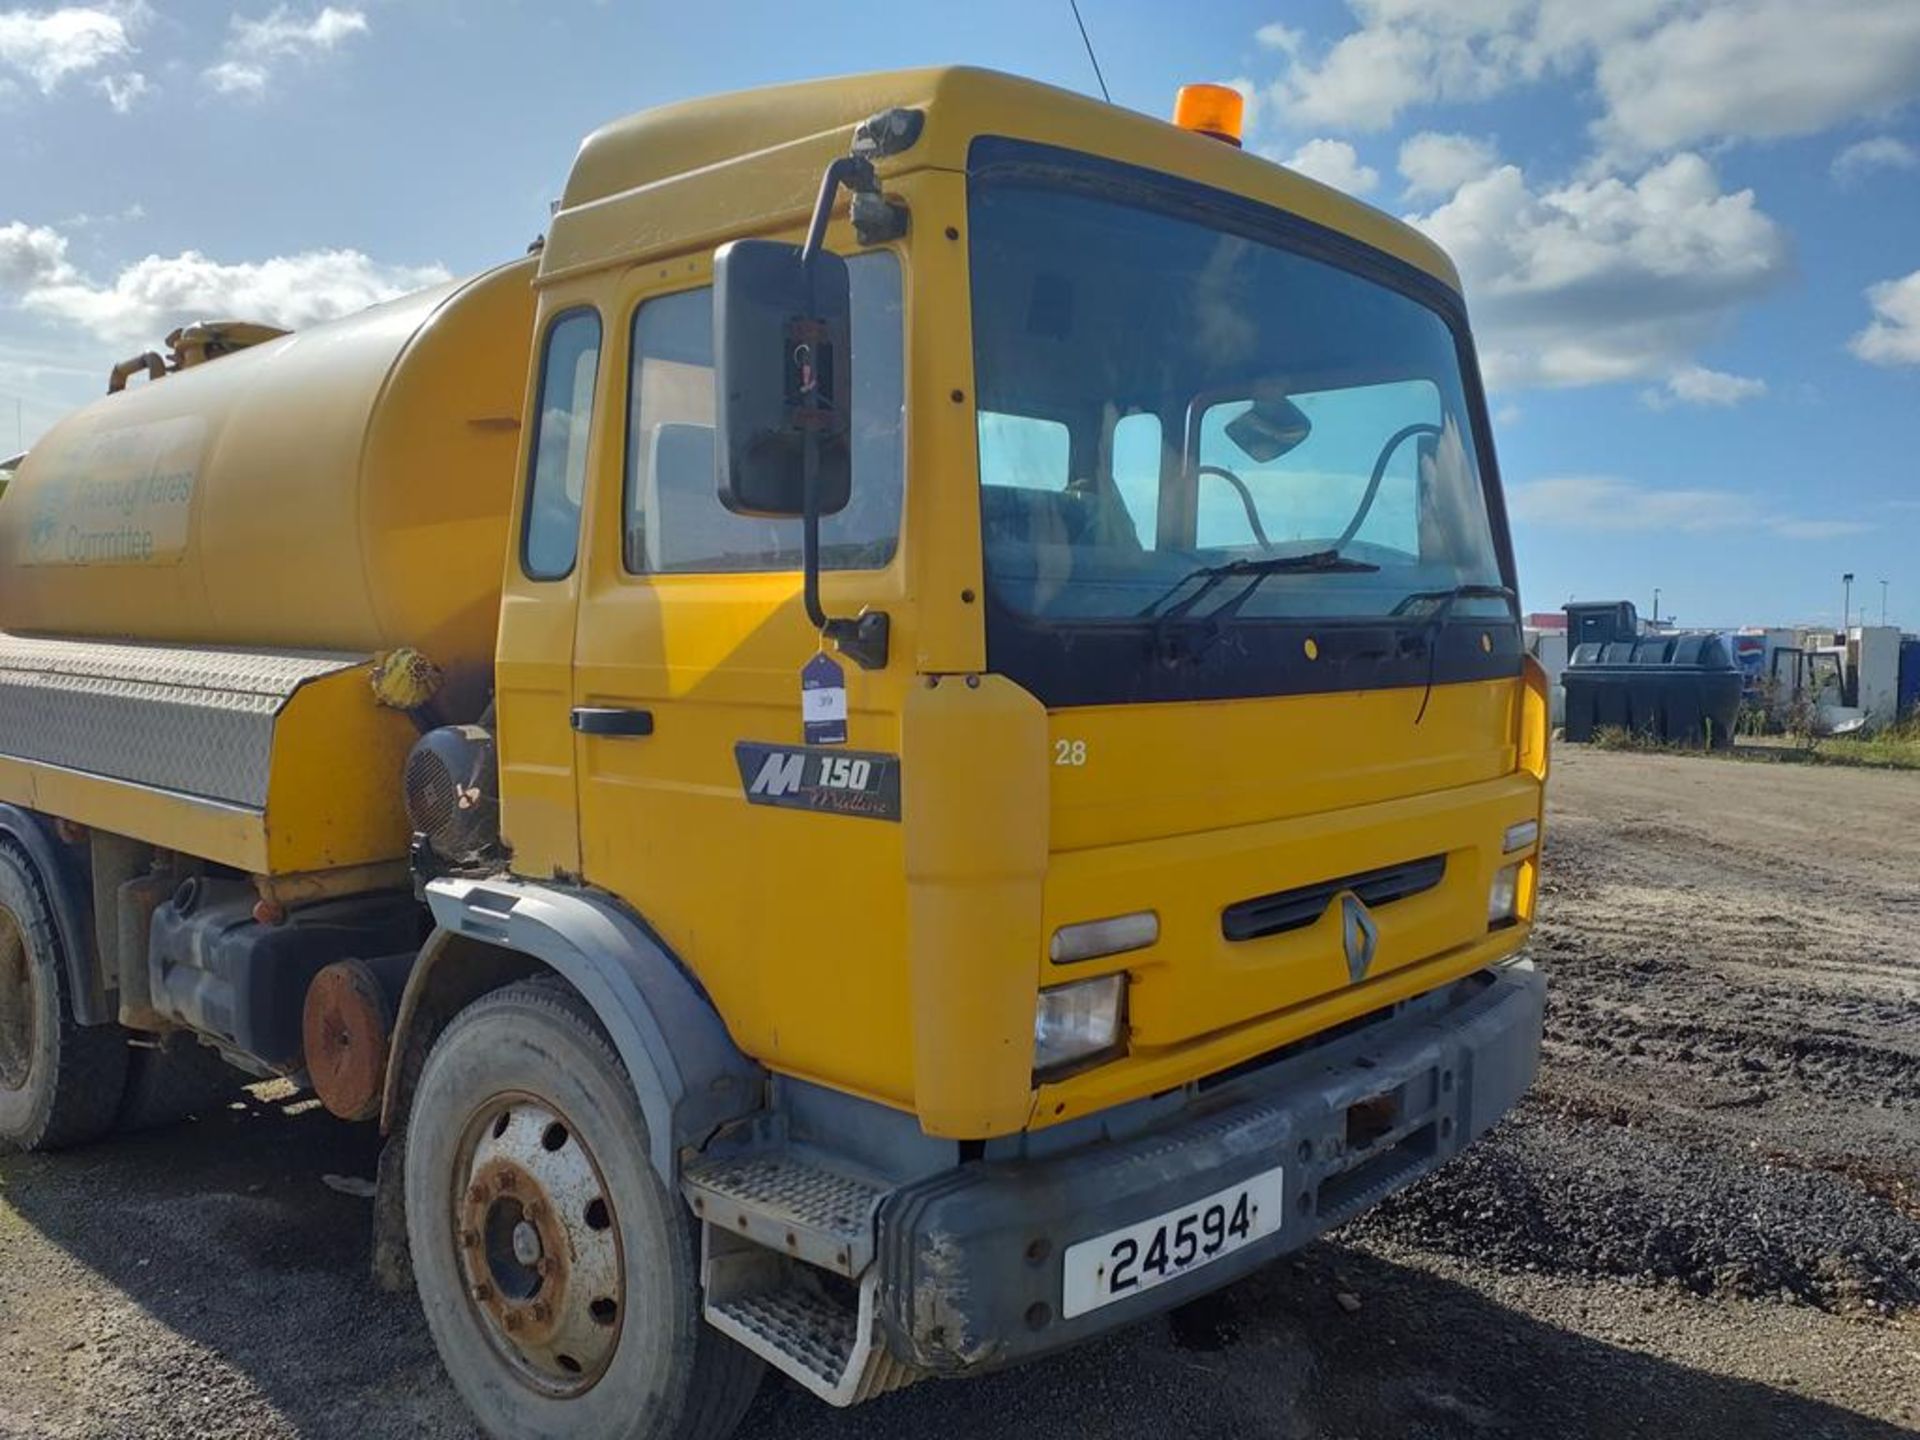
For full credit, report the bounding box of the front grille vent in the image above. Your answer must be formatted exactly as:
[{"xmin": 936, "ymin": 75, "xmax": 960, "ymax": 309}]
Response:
[{"xmin": 1221, "ymin": 855, "xmax": 1446, "ymax": 943}]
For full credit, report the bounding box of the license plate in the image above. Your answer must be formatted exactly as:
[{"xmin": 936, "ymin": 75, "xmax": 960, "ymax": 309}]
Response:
[{"xmin": 1060, "ymin": 1165, "xmax": 1285, "ymax": 1319}]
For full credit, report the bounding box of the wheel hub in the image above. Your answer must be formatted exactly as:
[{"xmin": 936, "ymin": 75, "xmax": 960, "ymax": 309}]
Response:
[
  {"xmin": 0, "ymin": 910, "xmax": 35, "ymax": 1093},
  {"xmin": 510, "ymin": 1220, "xmax": 542, "ymax": 1267},
  {"xmin": 454, "ymin": 1096, "xmax": 624, "ymax": 1396}
]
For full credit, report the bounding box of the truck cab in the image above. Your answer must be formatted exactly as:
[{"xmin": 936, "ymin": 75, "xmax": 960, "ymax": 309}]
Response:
[
  {"xmin": 463, "ymin": 65, "xmax": 1546, "ymax": 1416},
  {"xmin": 0, "ymin": 67, "xmax": 1546, "ymax": 1440}
]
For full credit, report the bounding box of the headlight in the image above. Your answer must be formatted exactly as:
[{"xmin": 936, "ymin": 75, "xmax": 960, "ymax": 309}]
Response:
[
  {"xmin": 1049, "ymin": 910, "xmax": 1158, "ymax": 965},
  {"xmin": 1488, "ymin": 862, "xmax": 1522, "ymax": 927},
  {"xmin": 1034, "ymin": 974, "xmax": 1126, "ymax": 1076}
]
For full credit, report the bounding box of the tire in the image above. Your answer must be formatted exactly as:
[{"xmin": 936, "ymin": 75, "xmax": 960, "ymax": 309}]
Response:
[
  {"xmin": 119, "ymin": 1033, "xmax": 238, "ymax": 1132},
  {"xmin": 0, "ymin": 840, "xmax": 129, "ymax": 1152},
  {"xmin": 404, "ymin": 979, "xmax": 763, "ymax": 1440}
]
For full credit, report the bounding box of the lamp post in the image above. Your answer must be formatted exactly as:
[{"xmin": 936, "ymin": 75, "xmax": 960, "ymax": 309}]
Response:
[
  {"xmin": 1842, "ymin": 573, "xmax": 1854, "ymax": 635},
  {"xmin": 1652, "ymin": 587, "xmax": 1661, "ymax": 626},
  {"xmin": 1881, "ymin": 579, "xmax": 1889, "ymax": 627}
]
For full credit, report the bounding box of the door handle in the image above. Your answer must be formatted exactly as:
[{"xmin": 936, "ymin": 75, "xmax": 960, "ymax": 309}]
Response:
[{"xmin": 570, "ymin": 706, "xmax": 654, "ymax": 737}]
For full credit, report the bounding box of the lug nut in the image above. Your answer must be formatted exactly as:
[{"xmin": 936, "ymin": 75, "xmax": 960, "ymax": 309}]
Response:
[
  {"xmin": 467, "ymin": 1184, "xmax": 487, "ymax": 1205},
  {"xmin": 503, "ymin": 1311, "xmax": 522, "ymax": 1332},
  {"xmin": 530, "ymin": 1301, "xmax": 552, "ymax": 1323},
  {"xmin": 497, "ymin": 1171, "xmax": 517, "ymax": 1192},
  {"xmin": 525, "ymin": 1201, "xmax": 546, "ymax": 1222},
  {"xmin": 460, "ymin": 1229, "xmax": 479, "ymax": 1248},
  {"xmin": 536, "ymin": 1257, "xmax": 557, "ymax": 1278},
  {"xmin": 470, "ymin": 1283, "xmax": 493, "ymax": 1302}
]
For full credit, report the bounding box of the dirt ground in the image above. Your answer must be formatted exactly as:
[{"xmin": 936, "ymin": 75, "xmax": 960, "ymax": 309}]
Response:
[{"xmin": 1, "ymin": 746, "xmax": 1915, "ymax": 1440}]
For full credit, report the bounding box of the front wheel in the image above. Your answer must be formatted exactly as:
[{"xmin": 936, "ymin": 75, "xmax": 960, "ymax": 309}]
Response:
[
  {"xmin": 0, "ymin": 841, "xmax": 128, "ymax": 1152},
  {"xmin": 404, "ymin": 979, "xmax": 761, "ymax": 1440}
]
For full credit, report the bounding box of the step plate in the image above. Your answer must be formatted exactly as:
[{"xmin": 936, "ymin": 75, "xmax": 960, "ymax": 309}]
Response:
[
  {"xmin": 683, "ymin": 1155, "xmax": 885, "ymax": 1277},
  {"xmin": 704, "ymin": 1269, "xmax": 922, "ymax": 1409},
  {"xmin": 711, "ymin": 1287, "xmax": 855, "ymax": 1392}
]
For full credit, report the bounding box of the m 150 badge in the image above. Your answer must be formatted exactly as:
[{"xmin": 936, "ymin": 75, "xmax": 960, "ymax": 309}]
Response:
[{"xmin": 735, "ymin": 742, "xmax": 901, "ymax": 822}]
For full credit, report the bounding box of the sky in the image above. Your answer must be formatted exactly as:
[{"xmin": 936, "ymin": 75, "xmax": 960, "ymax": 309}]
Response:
[{"xmin": 1, "ymin": 0, "xmax": 1916, "ymax": 630}]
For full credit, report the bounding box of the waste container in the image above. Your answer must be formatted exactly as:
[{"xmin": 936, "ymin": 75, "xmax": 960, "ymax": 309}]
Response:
[{"xmin": 1562, "ymin": 633, "xmax": 1742, "ymax": 748}]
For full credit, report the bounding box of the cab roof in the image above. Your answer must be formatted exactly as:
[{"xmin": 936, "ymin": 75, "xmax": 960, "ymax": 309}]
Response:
[{"xmin": 549, "ymin": 66, "xmax": 1462, "ymax": 295}]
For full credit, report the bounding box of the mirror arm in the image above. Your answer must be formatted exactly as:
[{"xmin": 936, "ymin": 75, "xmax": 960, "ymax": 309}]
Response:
[
  {"xmin": 801, "ymin": 156, "xmax": 879, "ymax": 267},
  {"xmin": 795, "ymin": 154, "xmax": 890, "ymax": 671},
  {"xmin": 799, "ymin": 467, "xmax": 890, "ymax": 671}
]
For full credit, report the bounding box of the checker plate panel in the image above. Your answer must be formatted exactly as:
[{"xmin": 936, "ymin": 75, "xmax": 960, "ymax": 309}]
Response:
[{"xmin": 0, "ymin": 632, "xmax": 367, "ymax": 808}]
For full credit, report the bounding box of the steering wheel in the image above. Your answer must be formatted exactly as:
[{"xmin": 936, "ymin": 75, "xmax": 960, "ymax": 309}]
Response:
[{"xmin": 1194, "ymin": 464, "xmax": 1273, "ymax": 551}]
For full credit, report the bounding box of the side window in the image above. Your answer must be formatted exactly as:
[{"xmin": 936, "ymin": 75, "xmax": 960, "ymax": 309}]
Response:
[
  {"xmin": 624, "ymin": 251, "xmax": 904, "ymax": 574},
  {"xmin": 976, "ymin": 412, "xmax": 1069, "ymax": 491},
  {"xmin": 1110, "ymin": 411, "xmax": 1162, "ymax": 547},
  {"xmin": 521, "ymin": 309, "xmax": 602, "ymax": 580}
]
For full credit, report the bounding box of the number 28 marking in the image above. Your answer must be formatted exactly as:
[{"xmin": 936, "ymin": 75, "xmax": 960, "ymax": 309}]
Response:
[{"xmin": 1054, "ymin": 738, "xmax": 1087, "ymax": 767}]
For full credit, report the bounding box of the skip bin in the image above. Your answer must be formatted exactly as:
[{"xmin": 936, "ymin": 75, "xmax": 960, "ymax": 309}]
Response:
[{"xmin": 1563, "ymin": 634, "xmax": 1741, "ymax": 748}]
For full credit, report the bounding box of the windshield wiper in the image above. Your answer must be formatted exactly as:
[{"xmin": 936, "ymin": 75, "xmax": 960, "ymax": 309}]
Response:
[
  {"xmin": 1395, "ymin": 583, "xmax": 1520, "ymax": 724},
  {"xmin": 1390, "ymin": 582, "xmax": 1519, "ymax": 621},
  {"xmin": 1140, "ymin": 550, "xmax": 1381, "ymax": 665},
  {"xmin": 1137, "ymin": 549, "xmax": 1381, "ymax": 623}
]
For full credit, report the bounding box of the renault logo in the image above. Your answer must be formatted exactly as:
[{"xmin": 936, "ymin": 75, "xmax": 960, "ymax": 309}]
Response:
[{"xmin": 1341, "ymin": 894, "xmax": 1379, "ymax": 983}]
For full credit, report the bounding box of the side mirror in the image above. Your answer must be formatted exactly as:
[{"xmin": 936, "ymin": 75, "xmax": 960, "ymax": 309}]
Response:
[{"xmin": 713, "ymin": 238, "xmax": 853, "ymax": 518}]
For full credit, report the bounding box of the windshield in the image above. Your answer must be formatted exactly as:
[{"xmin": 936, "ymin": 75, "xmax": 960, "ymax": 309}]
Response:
[{"xmin": 969, "ymin": 157, "xmax": 1506, "ymax": 629}]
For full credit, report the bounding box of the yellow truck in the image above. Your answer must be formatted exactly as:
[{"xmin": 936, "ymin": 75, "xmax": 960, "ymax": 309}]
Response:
[{"xmin": 0, "ymin": 69, "xmax": 1548, "ymax": 1440}]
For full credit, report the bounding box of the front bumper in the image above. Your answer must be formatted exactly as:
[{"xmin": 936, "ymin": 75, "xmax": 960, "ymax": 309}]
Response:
[{"xmin": 875, "ymin": 963, "xmax": 1545, "ymax": 1372}]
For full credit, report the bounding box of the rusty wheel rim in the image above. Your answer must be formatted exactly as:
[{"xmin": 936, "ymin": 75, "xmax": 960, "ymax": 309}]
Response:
[
  {"xmin": 0, "ymin": 909, "xmax": 35, "ymax": 1093},
  {"xmin": 452, "ymin": 1092, "xmax": 626, "ymax": 1397}
]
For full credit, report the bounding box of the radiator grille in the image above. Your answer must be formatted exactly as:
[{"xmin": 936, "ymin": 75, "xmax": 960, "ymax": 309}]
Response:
[{"xmin": 1222, "ymin": 855, "xmax": 1447, "ymax": 943}]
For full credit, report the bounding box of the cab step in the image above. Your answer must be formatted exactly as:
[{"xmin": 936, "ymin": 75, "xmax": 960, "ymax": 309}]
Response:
[
  {"xmin": 703, "ymin": 1265, "xmax": 919, "ymax": 1407},
  {"xmin": 681, "ymin": 1151, "xmax": 887, "ymax": 1278}
]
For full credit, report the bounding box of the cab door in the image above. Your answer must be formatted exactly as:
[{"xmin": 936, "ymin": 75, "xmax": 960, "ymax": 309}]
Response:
[
  {"xmin": 568, "ymin": 248, "xmax": 917, "ymax": 1103},
  {"xmin": 496, "ymin": 302, "xmax": 604, "ymax": 879}
]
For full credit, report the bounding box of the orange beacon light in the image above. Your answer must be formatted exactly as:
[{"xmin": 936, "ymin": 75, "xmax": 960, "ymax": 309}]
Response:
[{"xmin": 1172, "ymin": 83, "xmax": 1245, "ymax": 146}]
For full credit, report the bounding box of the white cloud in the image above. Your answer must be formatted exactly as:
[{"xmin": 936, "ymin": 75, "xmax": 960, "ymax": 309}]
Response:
[
  {"xmin": 1850, "ymin": 270, "xmax": 1920, "ymax": 366},
  {"xmin": 0, "ymin": 220, "xmax": 449, "ymax": 348},
  {"xmin": 203, "ymin": 60, "xmax": 266, "ymax": 95},
  {"xmin": 0, "ymin": 220, "xmax": 75, "ymax": 289},
  {"xmin": 1641, "ymin": 364, "xmax": 1767, "ymax": 408},
  {"xmin": 1255, "ymin": 21, "xmax": 1305, "ymax": 56},
  {"xmin": 203, "ymin": 4, "xmax": 367, "ymax": 97},
  {"xmin": 1832, "ymin": 135, "xmax": 1919, "ymax": 182},
  {"xmin": 0, "ymin": 3, "xmax": 145, "ymax": 107},
  {"xmin": 1768, "ymin": 518, "xmax": 1872, "ymax": 541},
  {"xmin": 1510, "ymin": 475, "xmax": 1869, "ymax": 540},
  {"xmin": 1223, "ymin": 75, "xmax": 1263, "ymax": 135},
  {"xmin": 1593, "ymin": 1, "xmax": 1920, "ymax": 155},
  {"xmin": 1267, "ymin": 0, "xmax": 1654, "ymax": 134},
  {"xmin": 1398, "ymin": 131, "xmax": 1500, "ymax": 198},
  {"xmin": 1264, "ymin": 1, "xmax": 1920, "ymax": 156},
  {"xmin": 1406, "ymin": 153, "xmax": 1788, "ymax": 388},
  {"xmin": 1276, "ymin": 138, "xmax": 1379, "ymax": 195},
  {"xmin": 58, "ymin": 201, "xmax": 143, "ymax": 230},
  {"xmin": 93, "ymin": 64, "xmax": 142, "ymax": 110},
  {"xmin": 1275, "ymin": 17, "xmax": 1510, "ymax": 133}
]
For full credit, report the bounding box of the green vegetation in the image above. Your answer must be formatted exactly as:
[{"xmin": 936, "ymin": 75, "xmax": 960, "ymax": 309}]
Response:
[
  {"xmin": 1815, "ymin": 717, "xmax": 1920, "ymax": 771},
  {"xmin": 1585, "ymin": 716, "xmax": 1920, "ymax": 771},
  {"xmin": 1589, "ymin": 725, "xmax": 1687, "ymax": 754}
]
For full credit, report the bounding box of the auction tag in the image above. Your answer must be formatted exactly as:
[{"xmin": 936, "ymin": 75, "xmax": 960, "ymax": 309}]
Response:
[{"xmin": 801, "ymin": 651, "xmax": 848, "ymax": 746}]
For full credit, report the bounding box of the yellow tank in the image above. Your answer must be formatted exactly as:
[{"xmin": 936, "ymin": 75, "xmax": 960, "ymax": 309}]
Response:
[{"xmin": 0, "ymin": 256, "xmax": 538, "ymax": 717}]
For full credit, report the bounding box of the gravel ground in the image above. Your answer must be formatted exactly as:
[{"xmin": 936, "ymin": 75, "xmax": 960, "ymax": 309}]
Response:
[{"xmin": 1, "ymin": 745, "xmax": 1915, "ymax": 1439}]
